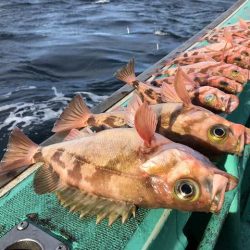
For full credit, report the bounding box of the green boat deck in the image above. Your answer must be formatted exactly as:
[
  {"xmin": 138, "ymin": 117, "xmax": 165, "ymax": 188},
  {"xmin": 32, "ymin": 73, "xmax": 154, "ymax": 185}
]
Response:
[{"xmin": 0, "ymin": 0, "xmax": 249, "ymax": 249}]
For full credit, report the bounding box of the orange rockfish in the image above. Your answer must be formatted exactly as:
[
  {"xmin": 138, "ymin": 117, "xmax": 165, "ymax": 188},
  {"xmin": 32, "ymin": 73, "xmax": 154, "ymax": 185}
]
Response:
[
  {"xmin": 52, "ymin": 69, "xmax": 250, "ymax": 156},
  {"xmin": 204, "ymin": 19, "xmax": 250, "ymax": 43},
  {"xmin": 115, "ymin": 59, "xmax": 239, "ymax": 113},
  {"xmin": 0, "ymin": 104, "xmax": 238, "ymax": 224},
  {"xmin": 161, "ymin": 34, "xmax": 250, "ymax": 71},
  {"xmin": 151, "ymin": 72, "xmax": 243, "ymax": 94},
  {"xmin": 164, "ymin": 61, "xmax": 249, "ymax": 84}
]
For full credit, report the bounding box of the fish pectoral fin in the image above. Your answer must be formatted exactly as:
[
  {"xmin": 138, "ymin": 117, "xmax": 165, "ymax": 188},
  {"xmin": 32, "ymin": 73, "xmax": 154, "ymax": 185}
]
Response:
[
  {"xmin": 160, "ymin": 67, "xmax": 193, "ymax": 107},
  {"xmin": 56, "ymin": 186, "xmax": 136, "ymax": 225},
  {"xmin": 174, "ymin": 67, "xmax": 193, "ymax": 106},
  {"xmin": 126, "ymin": 94, "xmax": 143, "ymax": 127},
  {"xmin": 33, "ymin": 165, "xmax": 61, "ymax": 194}
]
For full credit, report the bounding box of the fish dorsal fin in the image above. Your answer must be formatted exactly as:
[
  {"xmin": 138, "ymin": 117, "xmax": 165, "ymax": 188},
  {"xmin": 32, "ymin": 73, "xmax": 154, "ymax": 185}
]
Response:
[
  {"xmin": 161, "ymin": 83, "xmax": 182, "ymax": 103},
  {"xmin": 125, "ymin": 94, "xmax": 143, "ymax": 127},
  {"xmin": 223, "ymin": 27, "xmax": 233, "ymax": 46},
  {"xmin": 201, "ymin": 52, "xmax": 217, "ymax": 62},
  {"xmin": 134, "ymin": 102, "xmax": 157, "ymax": 147},
  {"xmin": 64, "ymin": 128, "xmax": 93, "ymax": 141},
  {"xmin": 52, "ymin": 94, "xmax": 92, "ymax": 133},
  {"xmin": 239, "ymin": 18, "xmax": 249, "ymax": 30},
  {"xmin": 34, "ymin": 166, "xmax": 61, "ymax": 194},
  {"xmin": 171, "ymin": 67, "xmax": 192, "ymax": 107},
  {"xmin": 56, "ymin": 186, "xmax": 136, "ymax": 225},
  {"xmin": 162, "ymin": 67, "xmax": 192, "ymax": 107}
]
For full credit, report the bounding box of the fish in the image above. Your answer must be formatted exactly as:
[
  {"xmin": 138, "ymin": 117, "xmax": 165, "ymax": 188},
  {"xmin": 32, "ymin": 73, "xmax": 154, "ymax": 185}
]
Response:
[
  {"xmin": 204, "ymin": 19, "xmax": 250, "ymax": 43},
  {"xmin": 52, "ymin": 69, "xmax": 250, "ymax": 156},
  {"xmin": 150, "ymin": 71, "xmax": 243, "ymax": 94},
  {"xmin": 164, "ymin": 61, "xmax": 249, "ymax": 84},
  {"xmin": 0, "ymin": 104, "xmax": 238, "ymax": 224},
  {"xmin": 52, "ymin": 95, "xmax": 126, "ymax": 132},
  {"xmin": 115, "ymin": 59, "xmax": 239, "ymax": 113},
  {"xmin": 160, "ymin": 40, "xmax": 250, "ymax": 70}
]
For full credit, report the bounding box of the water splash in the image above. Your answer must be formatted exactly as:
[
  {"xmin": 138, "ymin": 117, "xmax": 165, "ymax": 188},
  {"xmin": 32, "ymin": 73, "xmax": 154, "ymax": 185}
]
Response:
[
  {"xmin": 154, "ymin": 30, "xmax": 168, "ymax": 36},
  {"xmin": 95, "ymin": 0, "xmax": 110, "ymax": 4}
]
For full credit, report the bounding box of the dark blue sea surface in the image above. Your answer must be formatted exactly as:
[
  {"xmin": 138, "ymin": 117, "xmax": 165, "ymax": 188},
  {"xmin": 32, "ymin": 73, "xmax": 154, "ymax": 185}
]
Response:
[{"xmin": 0, "ymin": 0, "xmax": 235, "ymax": 155}]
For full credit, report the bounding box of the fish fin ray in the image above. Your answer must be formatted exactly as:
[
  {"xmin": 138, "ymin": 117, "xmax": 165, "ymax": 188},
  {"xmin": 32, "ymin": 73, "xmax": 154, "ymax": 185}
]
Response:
[
  {"xmin": 239, "ymin": 18, "xmax": 249, "ymax": 30},
  {"xmin": 34, "ymin": 165, "xmax": 61, "ymax": 194},
  {"xmin": 125, "ymin": 94, "xmax": 143, "ymax": 127},
  {"xmin": 161, "ymin": 68, "xmax": 192, "ymax": 106},
  {"xmin": 134, "ymin": 102, "xmax": 157, "ymax": 146},
  {"xmin": 64, "ymin": 128, "xmax": 92, "ymax": 141},
  {"xmin": 161, "ymin": 82, "xmax": 182, "ymax": 103},
  {"xmin": 115, "ymin": 58, "xmax": 136, "ymax": 84},
  {"xmin": 0, "ymin": 127, "xmax": 38, "ymax": 175},
  {"xmin": 56, "ymin": 186, "xmax": 136, "ymax": 224},
  {"xmin": 174, "ymin": 67, "xmax": 193, "ymax": 107},
  {"xmin": 52, "ymin": 94, "xmax": 92, "ymax": 133},
  {"xmin": 223, "ymin": 28, "xmax": 233, "ymax": 46}
]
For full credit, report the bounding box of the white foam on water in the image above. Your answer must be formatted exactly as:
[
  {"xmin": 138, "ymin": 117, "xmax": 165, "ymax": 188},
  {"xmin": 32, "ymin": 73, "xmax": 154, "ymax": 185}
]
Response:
[
  {"xmin": 75, "ymin": 91, "xmax": 108, "ymax": 107},
  {"xmin": 0, "ymin": 87, "xmax": 108, "ymax": 131},
  {"xmin": 2, "ymin": 92, "xmax": 12, "ymax": 97},
  {"xmin": 0, "ymin": 103, "xmax": 21, "ymax": 112},
  {"xmin": 0, "ymin": 87, "xmax": 65, "ymax": 131},
  {"xmin": 2, "ymin": 86, "xmax": 37, "ymax": 98},
  {"xmin": 52, "ymin": 86, "xmax": 64, "ymax": 98},
  {"xmin": 154, "ymin": 30, "xmax": 168, "ymax": 36},
  {"xmin": 94, "ymin": 0, "xmax": 110, "ymax": 4},
  {"xmin": 50, "ymin": 86, "xmax": 71, "ymax": 103}
]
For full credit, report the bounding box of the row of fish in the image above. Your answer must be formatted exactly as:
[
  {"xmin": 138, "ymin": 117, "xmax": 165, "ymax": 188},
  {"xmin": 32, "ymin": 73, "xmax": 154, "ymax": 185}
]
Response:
[{"xmin": 0, "ymin": 19, "xmax": 249, "ymax": 225}]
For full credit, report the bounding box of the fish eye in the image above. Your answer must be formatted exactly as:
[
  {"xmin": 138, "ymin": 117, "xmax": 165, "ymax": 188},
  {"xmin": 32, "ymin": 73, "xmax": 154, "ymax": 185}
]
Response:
[
  {"xmin": 174, "ymin": 179, "xmax": 200, "ymax": 201},
  {"xmin": 231, "ymin": 70, "xmax": 239, "ymax": 77},
  {"xmin": 204, "ymin": 94, "xmax": 216, "ymax": 104},
  {"xmin": 208, "ymin": 124, "xmax": 228, "ymax": 143}
]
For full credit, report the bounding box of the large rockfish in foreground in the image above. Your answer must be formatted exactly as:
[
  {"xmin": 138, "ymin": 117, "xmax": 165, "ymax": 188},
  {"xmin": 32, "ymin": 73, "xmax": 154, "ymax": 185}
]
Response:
[
  {"xmin": 0, "ymin": 104, "xmax": 237, "ymax": 224},
  {"xmin": 52, "ymin": 69, "xmax": 250, "ymax": 156}
]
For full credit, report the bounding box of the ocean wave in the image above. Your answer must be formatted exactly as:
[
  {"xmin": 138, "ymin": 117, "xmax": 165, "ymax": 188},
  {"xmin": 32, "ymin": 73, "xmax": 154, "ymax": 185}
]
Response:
[
  {"xmin": 2, "ymin": 86, "xmax": 37, "ymax": 98},
  {"xmin": 75, "ymin": 91, "xmax": 108, "ymax": 107},
  {"xmin": 0, "ymin": 87, "xmax": 109, "ymax": 131}
]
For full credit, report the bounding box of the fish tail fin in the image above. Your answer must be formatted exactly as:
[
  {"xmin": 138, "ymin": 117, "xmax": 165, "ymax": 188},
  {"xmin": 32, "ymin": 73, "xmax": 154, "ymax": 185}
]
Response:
[
  {"xmin": 52, "ymin": 94, "xmax": 92, "ymax": 133},
  {"xmin": 0, "ymin": 127, "xmax": 39, "ymax": 175},
  {"xmin": 115, "ymin": 58, "xmax": 137, "ymax": 85}
]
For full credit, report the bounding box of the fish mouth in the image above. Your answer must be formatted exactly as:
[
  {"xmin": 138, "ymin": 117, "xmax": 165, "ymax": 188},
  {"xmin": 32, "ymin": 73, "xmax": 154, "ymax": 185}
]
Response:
[
  {"xmin": 209, "ymin": 174, "xmax": 228, "ymax": 213},
  {"xmin": 235, "ymin": 83, "xmax": 243, "ymax": 93},
  {"xmin": 235, "ymin": 133, "xmax": 245, "ymax": 155},
  {"xmin": 210, "ymin": 192, "xmax": 224, "ymax": 213},
  {"xmin": 225, "ymin": 95, "xmax": 239, "ymax": 113}
]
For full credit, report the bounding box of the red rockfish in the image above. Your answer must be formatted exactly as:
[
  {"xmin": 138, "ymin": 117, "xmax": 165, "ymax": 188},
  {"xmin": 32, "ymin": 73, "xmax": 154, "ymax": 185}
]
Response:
[
  {"xmin": 52, "ymin": 70, "xmax": 250, "ymax": 156},
  {"xmin": 0, "ymin": 104, "xmax": 238, "ymax": 224},
  {"xmin": 115, "ymin": 59, "xmax": 239, "ymax": 113}
]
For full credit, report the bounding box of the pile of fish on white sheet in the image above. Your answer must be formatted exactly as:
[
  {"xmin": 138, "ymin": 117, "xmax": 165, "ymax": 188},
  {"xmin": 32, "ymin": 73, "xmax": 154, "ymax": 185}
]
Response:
[{"xmin": 1, "ymin": 19, "xmax": 250, "ymax": 225}]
